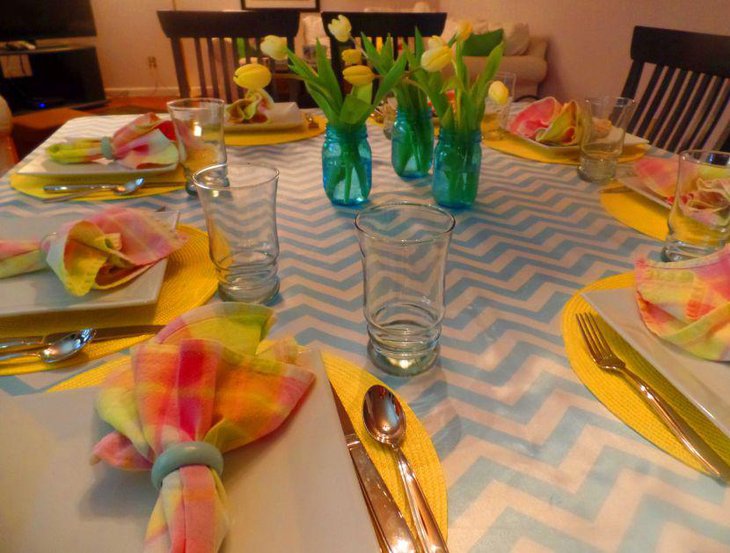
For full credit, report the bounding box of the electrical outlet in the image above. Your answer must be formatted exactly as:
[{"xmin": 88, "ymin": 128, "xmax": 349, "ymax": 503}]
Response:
[{"xmin": 147, "ymin": 56, "xmax": 157, "ymax": 69}]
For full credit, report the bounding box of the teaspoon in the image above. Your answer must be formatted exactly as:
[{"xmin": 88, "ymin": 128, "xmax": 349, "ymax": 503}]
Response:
[
  {"xmin": 363, "ymin": 385, "xmax": 449, "ymax": 553},
  {"xmin": 0, "ymin": 329, "xmax": 95, "ymax": 364},
  {"xmin": 42, "ymin": 178, "xmax": 175, "ymax": 202}
]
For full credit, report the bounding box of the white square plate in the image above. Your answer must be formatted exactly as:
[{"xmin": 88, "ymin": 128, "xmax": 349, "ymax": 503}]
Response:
[
  {"xmin": 16, "ymin": 115, "xmax": 178, "ymax": 177},
  {"xmin": 616, "ymin": 172, "xmax": 672, "ymax": 207},
  {"xmin": 0, "ymin": 350, "xmax": 377, "ymax": 553},
  {"xmin": 224, "ymin": 102, "xmax": 304, "ymax": 132},
  {"xmin": 0, "ymin": 210, "xmax": 179, "ymax": 316},
  {"xmin": 511, "ymin": 132, "xmax": 649, "ymax": 154},
  {"xmin": 583, "ymin": 287, "xmax": 730, "ymax": 437}
]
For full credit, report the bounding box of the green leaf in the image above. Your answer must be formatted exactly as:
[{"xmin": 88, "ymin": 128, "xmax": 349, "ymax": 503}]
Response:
[
  {"xmin": 472, "ymin": 43, "xmax": 505, "ymax": 112},
  {"xmin": 340, "ymin": 95, "xmax": 373, "ymax": 126},
  {"xmin": 353, "ymin": 82, "xmax": 373, "ymax": 103},
  {"xmin": 414, "ymin": 28, "xmax": 425, "ymax": 58},
  {"xmin": 381, "ymin": 36, "xmax": 394, "ymax": 63},
  {"xmin": 315, "ymin": 40, "xmax": 343, "ymax": 108},
  {"xmin": 360, "ymin": 34, "xmax": 392, "ymax": 74},
  {"xmin": 373, "ymin": 53, "xmax": 408, "ymax": 106}
]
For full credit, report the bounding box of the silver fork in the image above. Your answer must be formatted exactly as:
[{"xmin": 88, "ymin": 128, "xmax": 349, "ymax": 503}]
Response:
[{"xmin": 576, "ymin": 312, "xmax": 730, "ymax": 483}]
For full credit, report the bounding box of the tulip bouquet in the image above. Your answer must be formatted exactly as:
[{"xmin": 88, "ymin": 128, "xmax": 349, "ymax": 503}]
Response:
[
  {"xmin": 232, "ymin": 16, "xmax": 406, "ymax": 205},
  {"xmin": 410, "ymin": 23, "xmax": 504, "ymax": 207}
]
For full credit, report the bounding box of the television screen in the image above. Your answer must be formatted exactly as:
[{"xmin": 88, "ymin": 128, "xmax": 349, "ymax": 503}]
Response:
[{"xmin": 0, "ymin": 0, "xmax": 96, "ymax": 42}]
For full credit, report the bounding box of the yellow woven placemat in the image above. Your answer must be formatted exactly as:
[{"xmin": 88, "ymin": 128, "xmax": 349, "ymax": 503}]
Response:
[
  {"xmin": 485, "ymin": 132, "xmax": 648, "ymax": 165},
  {"xmin": 10, "ymin": 167, "xmax": 186, "ymax": 201},
  {"xmin": 224, "ymin": 115, "xmax": 325, "ymax": 146},
  {"xmin": 599, "ymin": 182, "xmax": 668, "ymax": 241},
  {"xmin": 0, "ymin": 225, "xmax": 217, "ymax": 376},
  {"xmin": 562, "ymin": 273, "xmax": 730, "ymax": 474},
  {"xmin": 49, "ymin": 350, "xmax": 448, "ymax": 540}
]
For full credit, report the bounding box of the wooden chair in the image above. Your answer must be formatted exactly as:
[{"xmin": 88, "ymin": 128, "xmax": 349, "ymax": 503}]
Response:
[
  {"xmin": 621, "ymin": 26, "xmax": 730, "ymax": 153},
  {"xmin": 321, "ymin": 11, "xmax": 447, "ymax": 89},
  {"xmin": 157, "ymin": 10, "xmax": 300, "ymax": 103}
]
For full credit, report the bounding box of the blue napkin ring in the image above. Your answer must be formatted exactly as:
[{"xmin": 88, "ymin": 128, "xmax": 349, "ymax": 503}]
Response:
[
  {"xmin": 100, "ymin": 136, "xmax": 114, "ymax": 160},
  {"xmin": 151, "ymin": 441, "xmax": 224, "ymax": 490}
]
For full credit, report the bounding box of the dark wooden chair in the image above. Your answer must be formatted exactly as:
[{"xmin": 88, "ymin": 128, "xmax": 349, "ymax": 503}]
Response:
[
  {"xmin": 621, "ymin": 26, "xmax": 730, "ymax": 153},
  {"xmin": 157, "ymin": 10, "xmax": 300, "ymax": 103},
  {"xmin": 321, "ymin": 11, "xmax": 447, "ymax": 89}
]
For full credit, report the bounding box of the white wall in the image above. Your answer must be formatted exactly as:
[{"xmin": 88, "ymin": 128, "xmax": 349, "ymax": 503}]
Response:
[
  {"xmin": 75, "ymin": 0, "xmax": 729, "ymax": 99},
  {"xmin": 439, "ymin": 0, "xmax": 730, "ymax": 100}
]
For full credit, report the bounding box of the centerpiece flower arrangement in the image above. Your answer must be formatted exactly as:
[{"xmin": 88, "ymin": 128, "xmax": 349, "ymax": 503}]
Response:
[
  {"xmin": 233, "ymin": 16, "xmax": 406, "ymax": 205},
  {"xmin": 411, "ymin": 24, "xmax": 504, "ymax": 207}
]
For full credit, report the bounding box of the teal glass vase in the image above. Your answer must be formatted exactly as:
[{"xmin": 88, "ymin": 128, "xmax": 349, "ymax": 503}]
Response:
[
  {"xmin": 322, "ymin": 124, "xmax": 372, "ymax": 206},
  {"xmin": 432, "ymin": 128, "xmax": 482, "ymax": 208},
  {"xmin": 391, "ymin": 107, "xmax": 434, "ymax": 179}
]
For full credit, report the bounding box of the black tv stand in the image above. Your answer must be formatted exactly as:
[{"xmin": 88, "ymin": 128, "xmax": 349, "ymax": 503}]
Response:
[{"xmin": 0, "ymin": 45, "xmax": 106, "ymax": 114}]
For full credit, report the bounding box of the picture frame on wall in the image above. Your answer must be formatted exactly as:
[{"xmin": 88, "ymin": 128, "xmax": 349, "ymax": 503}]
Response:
[{"xmin": 241, "ymin": 0, "xmax": 319, "ymax": 11}]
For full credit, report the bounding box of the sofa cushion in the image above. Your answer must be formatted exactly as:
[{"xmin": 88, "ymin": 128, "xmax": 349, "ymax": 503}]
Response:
[{"xmin": 443, "ymin": 19, "xmax": 530, "ymax": 56}]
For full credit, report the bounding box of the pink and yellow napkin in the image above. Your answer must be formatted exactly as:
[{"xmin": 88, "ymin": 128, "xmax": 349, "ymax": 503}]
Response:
[
  {"xmin": 0, "ymin": 206, "xmax": 185, "ymax": 296},
  {"xmin": 508, "ymin": 97, "xmax": 581, "ymax": 145},
  {"xmin": 630, "ymin": 156, "xmax": 678, "ymax": 201},
  {"xmin": 91, "ymin": 303, "xmax": 315, "ymax": 553},
  {"xmin": 46, "ymin": 113, "xmax": 179, "ymax": 169},
  {"xmin": 635, "ymin": 246, "xmax": 730, "ymax": 360}
]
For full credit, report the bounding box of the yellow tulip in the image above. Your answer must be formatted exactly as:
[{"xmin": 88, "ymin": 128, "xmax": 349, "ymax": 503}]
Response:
[
  {"xmin": 261, "ymin": 35, "xmax": 288, "ymax": 61},
  {"xmin": 487, "ymin": 81, "xmax": 509, "ymax": 105},
  {"xmin": 454, "ymin": 20, "xmax": 473, "ymax": 42},
  {"xmin": 421, "ymin": 46, "xmax": 452, "ymax": 72},
  {"xmin": 427, "ymin": 35, "xmax": 447, "ymax": 50},
  {"xmin": 343, "ymin": 65, "xmax": 376, "ymax": 86},
  {"xmin": 328, "ymin": 14, "xmax": 352, "ymax": 43},
  {"xmin": 341, "ymin": 48, "xmax": 362, "ymax": 66},
  {"xmin": 233, "ymin": 63, "xmax": 272, "ymax": 90}
]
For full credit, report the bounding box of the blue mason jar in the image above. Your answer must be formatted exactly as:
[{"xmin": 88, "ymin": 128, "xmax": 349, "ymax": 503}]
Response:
[
  {"xmin": 322, "ymin": 124, "xmax": 372, "ymax": 206},
  {"xmin": 391, "ymin": 107, "xmax": 434, "ymax": 179},
  {"xmin": 432, "ymin": 128, "xmax": 482, "ymax": 208}
]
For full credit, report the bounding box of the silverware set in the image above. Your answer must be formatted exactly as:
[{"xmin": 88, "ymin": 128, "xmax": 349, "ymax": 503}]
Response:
[
  {"xmin": 41, "ymin": 178, "xmax": 180, "ymax": 202},
  {"xmin": 576, "ymin": 313, "xmax": 730, "ymax": 482}
]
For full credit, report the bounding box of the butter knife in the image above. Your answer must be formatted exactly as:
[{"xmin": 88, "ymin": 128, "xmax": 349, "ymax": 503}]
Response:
[
  {"xmin": 43, "ymin": 182, "xmax": 181, "ymax": 192},
  {"xmin": 331, "ymin": 387, "xmax": 418, "ymax": 553},
  {"xmin": 0, "ymin": 324, "xmax": 164, "ymax": 352}
]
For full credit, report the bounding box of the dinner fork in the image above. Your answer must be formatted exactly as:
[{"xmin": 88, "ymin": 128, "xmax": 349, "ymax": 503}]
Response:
[{"xmin": 576, "ymin": 312, "xmax": 730, "ymax": 483}]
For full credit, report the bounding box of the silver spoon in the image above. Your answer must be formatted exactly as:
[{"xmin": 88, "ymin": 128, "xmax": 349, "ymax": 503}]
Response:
[
  {"xmin": 363, "ymin": 385, "xmax": 449, "ymax": 553},
  {"xmin": 0, "ymin": 329, "xmax": 95, "ymax": 363},
  {"xmin": 41, "ymin": 178, "xmax": 173, "ymax": 203}
]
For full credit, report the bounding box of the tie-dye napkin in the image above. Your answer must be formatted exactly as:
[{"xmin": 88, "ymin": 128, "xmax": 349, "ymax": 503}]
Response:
[
  {"xmin": 508, "ymin": 97, "xmax": 581, "ymax": 145},
  {"xmin": 91, "ymin": 303, "xmax": 315, "ymax": 553},
  {"xmin": 630, "ymin": 156, "xmax": 678, "ymax": 201},
  {"xmin": 46, "ymin": 113, "xmax": 179, "ymax": 169},
  {"xmin": 0, "ymin": 206, "xmax": 185, "ymax": 296},
  {"xmin": 635, "ymin": 246, "xmax": 730, "ymax": 360}
]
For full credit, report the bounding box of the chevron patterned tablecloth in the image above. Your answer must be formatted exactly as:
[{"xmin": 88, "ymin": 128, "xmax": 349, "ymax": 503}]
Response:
[{"xmin": 1, "ymin": 115, "xmax": 729, "ymax": 552}]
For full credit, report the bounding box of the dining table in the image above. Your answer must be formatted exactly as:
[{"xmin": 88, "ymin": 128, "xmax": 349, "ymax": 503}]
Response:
[{"xmin": 1, "ymin": 111, "xmax": 729, "ymax": 553}]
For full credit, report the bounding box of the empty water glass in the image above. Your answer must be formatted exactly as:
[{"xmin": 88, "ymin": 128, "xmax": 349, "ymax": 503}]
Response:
[
  {"xmin": 355, "ymin": 202, "xmax": 455, "ymax": 376},
  {"xmin": 168, "ymin": 98, "xmax": 227, "ymax": 196},
  {"xmin": 194, "ymin": 163, "xmax": 280, "ymax": 304}
]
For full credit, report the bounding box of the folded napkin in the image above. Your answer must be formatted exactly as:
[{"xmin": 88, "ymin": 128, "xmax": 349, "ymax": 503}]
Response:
[
  {"xmin": 508, "ymin": 97, "xmax": 581, "ymax": 145},
  {"xmin": 47, "ymin": 113, "xmax": 179, "ymax": 169},
  {"xmin": 0, "ymin": 206, "xmax": 185, "ymax": 296},
  {"xmin": 635, "ymin": 246, "xmax": 730, "ymax": 360},
  {"xmin": 225, "ymin": 89, "xmax": 275, "ymax": 124},
  {"xmin": 91, "ymin": 303, "xmax": 315, "ymax": 553},
  {"xmin": 631, "ymin": 156, "xmax": 678, "ymax": 200}
]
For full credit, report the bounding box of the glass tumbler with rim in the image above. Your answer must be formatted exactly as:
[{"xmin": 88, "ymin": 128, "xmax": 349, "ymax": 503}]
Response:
[
  {"xmin": 167, "ymin": 98, "xmax": 227, "ymax": 196},
  {"xmin": 355, "ymin": 202, "xmax": 456, "ymax": 376},
  {"xmin": 194, "ymin": 163, "xmax": 280, "ymax": 304},
  {"xmin": 662, "ymin": 150, "xmax": 730, "ymax": 261}
]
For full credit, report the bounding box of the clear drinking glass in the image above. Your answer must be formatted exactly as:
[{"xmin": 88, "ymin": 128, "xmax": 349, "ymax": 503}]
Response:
[
  {"xmin": 577, "ymin": 96, "xmax": 636, "ymax": 184},
  {"xmin": 662, "ymin": 150, "xmax": 730, "ymax": 261},
  {"xmin": 355, "ymin": 202, "xmax": 455, "ymax": 376},
  {"xmin": 193, "ymin": 163, "xmax": 280, "ymax": 304},
  {"xmin": 483, "ymin": 71, "xmax": 516, "ymax": 140},
  {"xmin": 167, "ymin": 98, "xmax": 227, "ymax": 196}
]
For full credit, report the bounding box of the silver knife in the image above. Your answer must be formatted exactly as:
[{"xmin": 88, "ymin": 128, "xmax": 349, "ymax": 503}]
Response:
[
  {"xmin": 0, "ymin": 324, "xmax": 164, "ymax": 352},
  {"xmin": 43, "ymin": 182, "xmax": 181, "ymax": 192},
  {"xmin": 331, "ymin": 386, "xmax": 418, "ymax": 553}
]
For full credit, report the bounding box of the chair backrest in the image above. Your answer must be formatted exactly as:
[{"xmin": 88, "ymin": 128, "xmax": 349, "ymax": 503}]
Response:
[
  {"xmin": 321, "ymin": 11, "xmax": 447, "ymax": 89},
  {"xmin": 621, "ymin": 26, "xmax": 730, "ymax": 153},
  {"xmin": 157, "ymin": 10, "xmax": 300, "ymax": 103}
]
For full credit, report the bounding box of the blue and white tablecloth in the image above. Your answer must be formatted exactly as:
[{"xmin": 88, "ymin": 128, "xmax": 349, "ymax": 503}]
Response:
[{"xmin": 1, "ymin": 114, "xmax": 728, "ymax": 552}]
